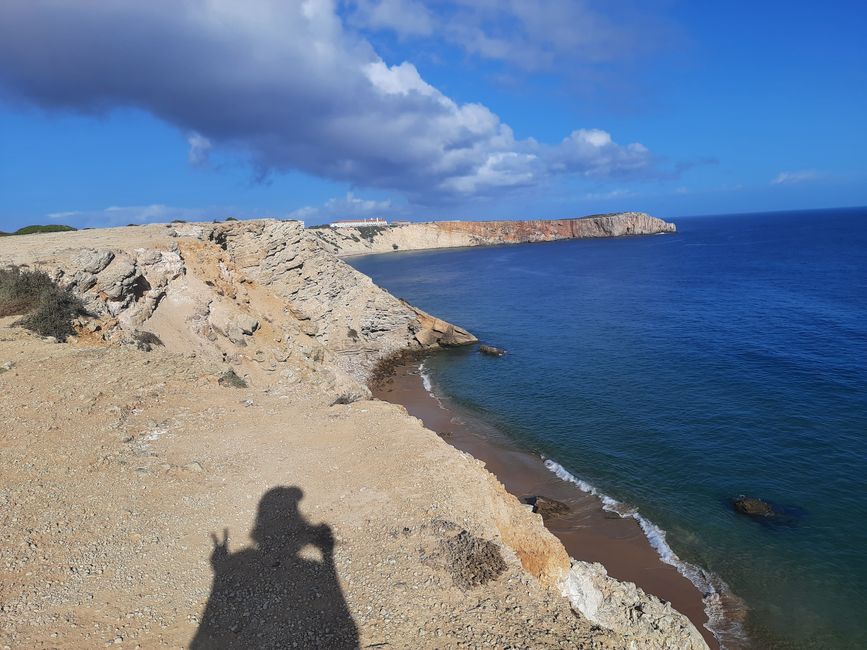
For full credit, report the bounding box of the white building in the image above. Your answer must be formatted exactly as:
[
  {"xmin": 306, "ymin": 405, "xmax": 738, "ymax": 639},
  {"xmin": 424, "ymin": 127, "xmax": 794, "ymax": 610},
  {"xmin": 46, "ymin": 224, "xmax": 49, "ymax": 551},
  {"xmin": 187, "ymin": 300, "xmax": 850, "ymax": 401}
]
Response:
[{"xmin": 330, "ymin": 218, "xmax": 387, "ymax": 228}]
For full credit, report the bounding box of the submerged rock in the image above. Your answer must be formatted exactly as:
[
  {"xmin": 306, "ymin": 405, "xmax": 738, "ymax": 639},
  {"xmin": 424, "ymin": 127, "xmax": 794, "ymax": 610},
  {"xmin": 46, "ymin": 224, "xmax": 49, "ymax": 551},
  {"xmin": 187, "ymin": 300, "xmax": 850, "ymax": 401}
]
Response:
[
  {"xmin": 479, "ymin": 344, "xmax": 506, "ymax": 357},
  {"xmin": 733, "ymin": 496, "xmax": 773, "ymax": 517}
]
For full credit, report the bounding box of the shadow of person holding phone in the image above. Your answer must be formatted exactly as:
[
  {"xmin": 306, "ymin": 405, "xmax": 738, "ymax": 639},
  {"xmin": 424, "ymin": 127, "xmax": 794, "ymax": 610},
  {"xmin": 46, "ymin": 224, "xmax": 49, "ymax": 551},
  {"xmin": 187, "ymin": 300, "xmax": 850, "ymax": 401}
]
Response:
[{"xmin": 190, "ymin": 486, "xmax": 359, "ymax": 649}]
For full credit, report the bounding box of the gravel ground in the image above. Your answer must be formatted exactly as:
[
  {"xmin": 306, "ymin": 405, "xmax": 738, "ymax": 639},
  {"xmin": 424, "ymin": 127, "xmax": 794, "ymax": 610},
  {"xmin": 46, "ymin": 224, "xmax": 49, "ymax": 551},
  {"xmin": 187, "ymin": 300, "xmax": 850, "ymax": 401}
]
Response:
[{"xmin": 0, "ymin": 325, "xmax": 616, "ymax": 649}]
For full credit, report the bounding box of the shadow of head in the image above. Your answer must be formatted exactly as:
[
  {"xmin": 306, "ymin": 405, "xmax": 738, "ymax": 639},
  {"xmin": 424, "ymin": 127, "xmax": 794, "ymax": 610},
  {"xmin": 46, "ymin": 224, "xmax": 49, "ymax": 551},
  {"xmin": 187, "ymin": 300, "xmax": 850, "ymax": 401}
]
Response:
[{"xmin": 251, "ymin": 486, "xmax": 306, "ymax": 551}]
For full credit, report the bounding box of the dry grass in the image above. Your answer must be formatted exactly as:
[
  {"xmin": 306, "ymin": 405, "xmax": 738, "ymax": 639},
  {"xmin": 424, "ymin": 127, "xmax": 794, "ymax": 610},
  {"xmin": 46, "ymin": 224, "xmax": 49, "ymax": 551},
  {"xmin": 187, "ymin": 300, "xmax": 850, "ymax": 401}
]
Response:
[{"xmin": 0, "ymin": 266, "xmax": 85, "ymax": 341}]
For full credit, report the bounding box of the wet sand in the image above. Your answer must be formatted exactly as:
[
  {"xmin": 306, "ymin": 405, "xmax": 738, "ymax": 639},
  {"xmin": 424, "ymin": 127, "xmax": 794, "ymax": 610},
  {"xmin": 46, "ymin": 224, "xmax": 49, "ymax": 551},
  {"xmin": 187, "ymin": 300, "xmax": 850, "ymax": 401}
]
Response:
[{"xmin": 373, "ymin": 361, "xmax": 719, "ymax": 649}]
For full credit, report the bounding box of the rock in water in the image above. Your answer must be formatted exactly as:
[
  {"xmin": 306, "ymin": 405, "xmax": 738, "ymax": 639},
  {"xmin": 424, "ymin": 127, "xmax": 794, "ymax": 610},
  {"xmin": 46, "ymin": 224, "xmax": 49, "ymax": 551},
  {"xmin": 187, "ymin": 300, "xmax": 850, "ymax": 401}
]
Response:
[
  {"xmin": 479, "ymin": 344, "xmax": 506, "ymax": 357},
  {"xmin": 733, "ymin": 496, "xmax": 773, "ymax": 516},
  {"xmin": 528, "ymin": 496, "xmax": 570, "ymax": 520}
]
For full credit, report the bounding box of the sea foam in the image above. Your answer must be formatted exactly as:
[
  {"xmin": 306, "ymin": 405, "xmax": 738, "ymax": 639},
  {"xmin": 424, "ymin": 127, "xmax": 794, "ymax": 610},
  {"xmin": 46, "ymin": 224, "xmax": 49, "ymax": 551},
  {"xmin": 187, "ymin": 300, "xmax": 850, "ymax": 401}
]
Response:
[{"xmin": 543, "ymin": 458, "xmax": 747, "ymax": 649}]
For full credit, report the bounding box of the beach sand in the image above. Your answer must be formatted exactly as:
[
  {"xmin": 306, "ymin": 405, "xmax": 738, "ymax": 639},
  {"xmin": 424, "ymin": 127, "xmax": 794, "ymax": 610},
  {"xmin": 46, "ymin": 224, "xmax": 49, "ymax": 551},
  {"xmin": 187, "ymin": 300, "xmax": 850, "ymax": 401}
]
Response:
[{"xmin": 373, "ymin": 359, "xmax": 719, "ymax": 649}]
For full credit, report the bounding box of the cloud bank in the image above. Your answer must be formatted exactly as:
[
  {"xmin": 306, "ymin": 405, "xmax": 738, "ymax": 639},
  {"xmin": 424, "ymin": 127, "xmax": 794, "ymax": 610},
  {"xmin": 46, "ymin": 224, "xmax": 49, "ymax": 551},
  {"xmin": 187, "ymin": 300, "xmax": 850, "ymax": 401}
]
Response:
[
  {"xmin": 346, "ymin": 0, "xmax": 666, "ymax": 71},
  {"xmin": 0, "ymin": 0, "xmax": 656, "ymax": 202}
]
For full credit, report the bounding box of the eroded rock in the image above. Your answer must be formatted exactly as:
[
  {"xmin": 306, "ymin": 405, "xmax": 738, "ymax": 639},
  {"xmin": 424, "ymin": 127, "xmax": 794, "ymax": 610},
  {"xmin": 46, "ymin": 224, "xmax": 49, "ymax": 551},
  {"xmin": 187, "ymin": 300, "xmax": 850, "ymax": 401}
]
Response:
[
  {"xmin": 561, "ymin": 560, "xmax": 708, "ymax": 649},
  {"xmin": 528, "ymin": 496, "xmax": 570, "ymax": 520}
]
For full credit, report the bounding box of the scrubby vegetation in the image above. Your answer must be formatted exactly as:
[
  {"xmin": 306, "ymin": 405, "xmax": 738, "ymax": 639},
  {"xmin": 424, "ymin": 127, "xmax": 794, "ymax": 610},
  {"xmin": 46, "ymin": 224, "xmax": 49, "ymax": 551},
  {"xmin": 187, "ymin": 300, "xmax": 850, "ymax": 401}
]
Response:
[
  {"xmin": 358, "ymin": 225, "xmax": 388, "ymax": 242},
  {"xmin": 6, "ymin": 224, "xmax": 77, "ymax": 236},
  {"xmin": 0, "ymin": 266, "xmax": 85, "ymax": 341},
  {"xmin": 132, "ymin": 330, "xmax": 164, "ymax": 351},
  {"xmin": 218, "ymin": 368, "xmax": 248, "ymax": 388}
]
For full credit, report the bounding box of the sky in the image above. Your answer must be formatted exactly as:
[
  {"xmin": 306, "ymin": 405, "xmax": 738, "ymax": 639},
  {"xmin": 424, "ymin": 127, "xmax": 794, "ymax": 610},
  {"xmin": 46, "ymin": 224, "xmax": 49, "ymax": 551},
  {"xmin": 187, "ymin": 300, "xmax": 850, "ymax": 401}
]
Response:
[{"xmin": 0, "ymin": 1, "xmax": 865, "ymax": 230}]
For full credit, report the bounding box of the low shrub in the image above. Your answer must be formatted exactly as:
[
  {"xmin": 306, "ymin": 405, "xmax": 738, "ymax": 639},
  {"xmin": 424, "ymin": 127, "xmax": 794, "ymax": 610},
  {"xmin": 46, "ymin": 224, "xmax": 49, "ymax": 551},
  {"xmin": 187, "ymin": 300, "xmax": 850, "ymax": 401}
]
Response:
[
  {"xmin": 132, "ymin": 330, "xmax": 163, "ymax": 351},
  {"xmin": 0, "ymin": 266, "xmax": 85, "ymax": 341},
  {"xmin": 0, "ymin": 266, "xmax": 57, "ymax": 317},
  {"xmin": 14, "ymin": 224, "xmax": 77, "ymax": 235},
  {"xmin": 218, "ymin": 369, "xmax": 247, "ymax": 388},
  {"xmin": 358, "ymin": 225, "xmax": 388, "ymax": 242}
]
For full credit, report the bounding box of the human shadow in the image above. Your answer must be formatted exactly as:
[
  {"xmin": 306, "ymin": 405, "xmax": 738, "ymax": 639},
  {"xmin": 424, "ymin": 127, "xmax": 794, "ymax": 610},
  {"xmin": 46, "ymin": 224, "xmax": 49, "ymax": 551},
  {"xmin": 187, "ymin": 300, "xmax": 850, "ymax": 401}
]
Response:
[{"xmin": 190, "ymin": 486, "xmax": 359, "ymax": 649}]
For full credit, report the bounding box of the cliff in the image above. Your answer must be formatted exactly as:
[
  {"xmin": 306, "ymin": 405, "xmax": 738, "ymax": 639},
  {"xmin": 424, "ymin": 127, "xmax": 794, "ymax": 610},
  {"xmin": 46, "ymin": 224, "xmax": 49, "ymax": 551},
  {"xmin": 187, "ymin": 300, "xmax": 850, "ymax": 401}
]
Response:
[
  {"xmin": 0, "ymin": 220, "xmax": 705, "ymax": 649},
  {"xmin": 311, "ymin": 212, "xmax": 676, "ymax": 256}
]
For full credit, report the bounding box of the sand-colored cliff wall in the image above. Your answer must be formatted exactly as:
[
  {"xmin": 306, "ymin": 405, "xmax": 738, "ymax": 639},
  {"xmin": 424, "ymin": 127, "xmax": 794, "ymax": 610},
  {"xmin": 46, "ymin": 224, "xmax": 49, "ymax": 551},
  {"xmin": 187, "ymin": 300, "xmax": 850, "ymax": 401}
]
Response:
[{"xmin": 311, "ymin": 212, "xmax": 676, "ymax": 256}]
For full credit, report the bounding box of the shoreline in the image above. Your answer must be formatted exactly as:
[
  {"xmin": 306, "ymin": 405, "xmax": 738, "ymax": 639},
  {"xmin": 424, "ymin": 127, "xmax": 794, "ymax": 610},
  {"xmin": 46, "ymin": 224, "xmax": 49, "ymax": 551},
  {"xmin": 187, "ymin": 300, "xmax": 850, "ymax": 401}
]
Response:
[{"xmin": 373, "ymin": 357, "xmax": 742, "ymax": 650}]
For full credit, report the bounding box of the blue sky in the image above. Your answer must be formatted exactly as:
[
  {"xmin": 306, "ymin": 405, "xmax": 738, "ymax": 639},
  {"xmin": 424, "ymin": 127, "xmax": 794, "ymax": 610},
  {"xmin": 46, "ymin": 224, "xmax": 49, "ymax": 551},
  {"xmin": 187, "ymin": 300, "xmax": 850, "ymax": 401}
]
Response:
[{"xmin": 1, "ymin": 1, "xmax": 865, "ymax": 230}]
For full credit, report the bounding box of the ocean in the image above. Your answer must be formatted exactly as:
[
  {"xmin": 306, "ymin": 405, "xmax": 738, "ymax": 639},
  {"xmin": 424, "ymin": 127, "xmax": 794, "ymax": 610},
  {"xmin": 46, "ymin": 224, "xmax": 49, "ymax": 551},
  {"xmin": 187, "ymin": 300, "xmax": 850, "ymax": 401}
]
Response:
[{"xmin": 349, "ymin": 207, "xmax": 867, "ymax": 649}]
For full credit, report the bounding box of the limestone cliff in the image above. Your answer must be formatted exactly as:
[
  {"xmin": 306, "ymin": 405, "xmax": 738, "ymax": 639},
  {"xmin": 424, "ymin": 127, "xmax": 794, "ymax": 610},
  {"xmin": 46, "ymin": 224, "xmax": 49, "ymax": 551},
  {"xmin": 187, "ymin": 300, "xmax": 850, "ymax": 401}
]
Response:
[
  {"xmin": 311, "ymin": 212, "xmax": 676, "ymax": 256},
  {"xmin": 1, "ymin": 219, "xmax": 475, "ymax": 404}
]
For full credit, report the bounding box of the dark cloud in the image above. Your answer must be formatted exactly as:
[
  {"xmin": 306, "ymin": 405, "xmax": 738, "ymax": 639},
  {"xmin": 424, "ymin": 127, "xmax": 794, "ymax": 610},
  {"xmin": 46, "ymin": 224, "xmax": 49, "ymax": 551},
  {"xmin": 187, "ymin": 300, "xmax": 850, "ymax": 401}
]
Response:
[{"xmin": 0, "ymin": 0, "xmax": 659, "ymax": 202}]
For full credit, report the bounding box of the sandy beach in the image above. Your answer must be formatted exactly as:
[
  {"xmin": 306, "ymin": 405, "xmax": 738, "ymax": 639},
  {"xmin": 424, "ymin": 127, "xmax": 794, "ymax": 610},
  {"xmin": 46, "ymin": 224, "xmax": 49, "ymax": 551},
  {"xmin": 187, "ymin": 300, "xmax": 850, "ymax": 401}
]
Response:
[{"xmin": 373, "ymin": 358, "xmax": 720, "ymax": 649}]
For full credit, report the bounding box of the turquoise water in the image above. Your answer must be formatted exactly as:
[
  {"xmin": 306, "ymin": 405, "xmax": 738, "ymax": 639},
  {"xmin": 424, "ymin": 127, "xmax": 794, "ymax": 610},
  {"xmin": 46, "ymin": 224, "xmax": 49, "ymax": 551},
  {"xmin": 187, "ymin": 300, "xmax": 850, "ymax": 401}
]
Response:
[{"xmin": 349, "ymin": 208, "xmax": 867, "ymax": 649}]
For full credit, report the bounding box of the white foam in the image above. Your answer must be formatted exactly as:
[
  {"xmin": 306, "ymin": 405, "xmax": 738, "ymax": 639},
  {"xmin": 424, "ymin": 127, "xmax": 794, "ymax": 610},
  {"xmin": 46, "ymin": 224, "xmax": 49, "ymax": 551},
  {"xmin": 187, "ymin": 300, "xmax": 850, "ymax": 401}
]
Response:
[
  {"xmin": 543, "ymin": 458, "xmax": 746, "ymax": 649},
  {"xmin": 419, "ymin": 361, "xmax": 433, "ymax": 393},
  {"xmin": 418, "ymin": 361, "xmax": 447, "ymax": 410}
]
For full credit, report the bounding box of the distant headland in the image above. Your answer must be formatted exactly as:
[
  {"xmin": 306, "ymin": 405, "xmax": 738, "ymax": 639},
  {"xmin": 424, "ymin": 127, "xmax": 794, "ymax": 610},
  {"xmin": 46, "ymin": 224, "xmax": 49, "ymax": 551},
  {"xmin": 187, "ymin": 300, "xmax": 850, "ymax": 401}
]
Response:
[{"xmin": 309, "ymin": 212, "xmax": 677, "ymax": 255}]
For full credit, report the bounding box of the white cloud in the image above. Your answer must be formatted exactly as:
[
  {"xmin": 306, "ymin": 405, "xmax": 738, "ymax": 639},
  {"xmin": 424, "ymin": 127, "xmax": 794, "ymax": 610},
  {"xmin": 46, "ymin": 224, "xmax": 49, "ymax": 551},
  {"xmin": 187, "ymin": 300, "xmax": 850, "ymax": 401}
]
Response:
[
  {"xmin": 47, "ymin": 210, "xmax": 82, "ymax": 221},
  {"xmin": 771, "ymin": 170, "xmax": 820, "ymax": 185},
  {"xmin": 0, "ymin": 0, "xmax": 658, "ymax": 203},
  {"xmin": 583, "ymin": 188, "xmax": 632, "ymax": 200},
  {"xmin": 288, "ymin": 192, "xmax": 397, "ymax": 223},
  {"xmin": 46, "ymin": 204, "xmax": 240, "ymax": 227},
  {"xmin": 347, "ymin": 0, "xmax": 671, "ymax": 71},
  {"xmin": 349, "ymin": 0, "xmax": 434, "ymax": 37},
  {"xmin": 187, "ymin": 133, "xmax": 212, "ymax": 165}
]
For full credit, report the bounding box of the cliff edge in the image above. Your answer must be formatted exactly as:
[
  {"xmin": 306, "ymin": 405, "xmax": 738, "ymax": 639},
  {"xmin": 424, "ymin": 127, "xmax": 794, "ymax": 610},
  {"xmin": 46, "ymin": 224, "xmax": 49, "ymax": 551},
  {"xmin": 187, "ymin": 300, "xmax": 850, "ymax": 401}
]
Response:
[
  {"xmin": 311, "ymin": 212, "xmax": 676, "ymax": 256},
  {"xmin": 0, "ymin": 219, "xmax": 705, "ymax": 649}
]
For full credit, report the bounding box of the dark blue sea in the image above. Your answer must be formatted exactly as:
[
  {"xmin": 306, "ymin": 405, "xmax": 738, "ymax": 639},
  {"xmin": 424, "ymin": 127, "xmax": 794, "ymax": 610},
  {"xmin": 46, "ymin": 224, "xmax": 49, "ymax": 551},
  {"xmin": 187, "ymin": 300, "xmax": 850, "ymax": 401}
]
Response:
[{"xmin": 349, "ymin": 207, "xmax": 867, "ymax": 649}]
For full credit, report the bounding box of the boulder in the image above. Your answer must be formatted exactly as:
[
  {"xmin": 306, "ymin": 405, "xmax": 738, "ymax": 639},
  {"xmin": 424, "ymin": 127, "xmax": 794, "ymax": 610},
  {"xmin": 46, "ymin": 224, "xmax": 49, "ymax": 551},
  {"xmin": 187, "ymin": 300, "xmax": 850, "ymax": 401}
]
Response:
[
  {"xmin": 527, "ymin": 496, "xmax": 570, "ymax": 520},
  {"xmin": 479, "ymin": 344, "xmax": 506, "ymax": 357},
  {"xmin": 74, "ymin": 249, "xmax": 115, "ymax": 274},
  {"xmin": 733, "ymin": 496, "xmax": 773, "ymax": 517}
]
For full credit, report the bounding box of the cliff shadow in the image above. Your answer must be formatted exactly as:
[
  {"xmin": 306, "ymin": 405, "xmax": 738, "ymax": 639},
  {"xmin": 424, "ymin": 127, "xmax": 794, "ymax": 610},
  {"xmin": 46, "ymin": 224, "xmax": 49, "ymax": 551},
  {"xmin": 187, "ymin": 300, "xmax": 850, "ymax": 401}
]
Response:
[{"xmin": 190, "ymin": 486, "xmax": 359, "ymax": 649}]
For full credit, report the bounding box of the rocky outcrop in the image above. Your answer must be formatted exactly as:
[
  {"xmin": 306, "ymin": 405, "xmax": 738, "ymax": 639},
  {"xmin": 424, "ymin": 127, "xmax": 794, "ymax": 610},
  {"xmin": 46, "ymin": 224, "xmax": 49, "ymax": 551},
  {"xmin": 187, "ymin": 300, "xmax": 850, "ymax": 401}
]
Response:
[
  {"xmin": 7, "ymin": 220, "xmax": 476, "ymax": 403},
  {"xmin": 561, "ymin": 560, "xmax": 708, "ymax": 650},
  {"xmin": 311, "ymin": 212, "xmax": 676, "ymax": 256},
  {"xmin": 733, "ymin": 496, "xmax": 773, "ymax": 517}
]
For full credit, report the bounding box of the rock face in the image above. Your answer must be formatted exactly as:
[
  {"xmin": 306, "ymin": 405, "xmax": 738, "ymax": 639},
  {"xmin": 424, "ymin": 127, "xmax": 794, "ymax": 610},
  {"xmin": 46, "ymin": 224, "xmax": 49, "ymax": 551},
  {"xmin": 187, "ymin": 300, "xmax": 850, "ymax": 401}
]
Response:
[
  {"xmin": 561, "ymin": 560, "xmax": 708, "ymax": 650},
  {"xmin": 311, "ymin": 212, "xmax": 676, "ymax": 256},
  {"xmin": 479, "ymin": 344, "xmax": 506, "ymax": 357},
  {"xmin": 4, "ymin": 219, "xmax": 476, "ymax": 403}
]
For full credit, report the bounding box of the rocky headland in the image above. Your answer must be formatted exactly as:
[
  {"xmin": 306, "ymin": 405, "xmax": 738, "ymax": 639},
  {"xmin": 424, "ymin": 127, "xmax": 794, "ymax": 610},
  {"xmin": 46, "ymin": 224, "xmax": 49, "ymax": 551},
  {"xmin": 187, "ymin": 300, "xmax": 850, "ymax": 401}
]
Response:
[
  {"xmin": 311, "ymin": 212, "xmax": 676, "ymax": 256},
  {"xmin": 0, "ymin": 219, "xmax": 705, "ymax": 648}
]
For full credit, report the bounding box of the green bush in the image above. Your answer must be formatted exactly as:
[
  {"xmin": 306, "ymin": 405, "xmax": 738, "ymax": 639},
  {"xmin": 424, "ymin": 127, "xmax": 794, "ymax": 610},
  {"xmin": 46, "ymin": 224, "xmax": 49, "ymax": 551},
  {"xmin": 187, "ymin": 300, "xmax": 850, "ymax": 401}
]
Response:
[
  {"xmin": 0, "ymin": 266, "xmax": 85, "ymax": 341},
  {"xmin": 358, "ymin": 225, "xmax": 388, "ymax": 242},
  {"xmin": 14, "ymin": 224, "xmax": 77, "ymax": 235}
]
